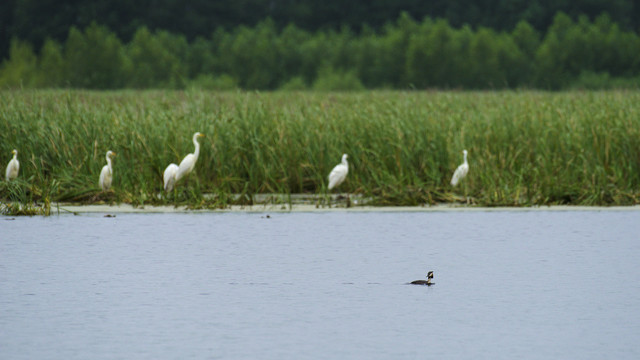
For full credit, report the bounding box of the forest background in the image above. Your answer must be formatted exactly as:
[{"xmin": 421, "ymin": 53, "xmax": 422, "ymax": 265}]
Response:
[{"xmin": 1, "ymin": 0, "xmax": 640, "ymax": 90}]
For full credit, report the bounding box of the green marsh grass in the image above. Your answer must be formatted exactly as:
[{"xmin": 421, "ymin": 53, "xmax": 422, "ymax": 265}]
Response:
[
  {"xmin": 1, "ymin": 89, "xmax": 639, "ymax": 208},
  {"xmin": 0, "ymin": 177, "xmax": 56, "ymax": 215}
]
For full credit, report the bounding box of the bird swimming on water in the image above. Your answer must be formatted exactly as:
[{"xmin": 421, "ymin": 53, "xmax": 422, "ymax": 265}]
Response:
[{"xmin": 410, "ymin": 271, "xmax": 434, "ymax": 286}]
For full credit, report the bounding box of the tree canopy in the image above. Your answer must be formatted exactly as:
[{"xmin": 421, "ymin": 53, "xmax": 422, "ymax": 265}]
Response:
[
  {"xmin": 2, "ymin": 12, "xmax": 639, "ymax": 90},
  {"xmin": 2, "ymin": 0, "xmax": 639, "ymax": 61}
]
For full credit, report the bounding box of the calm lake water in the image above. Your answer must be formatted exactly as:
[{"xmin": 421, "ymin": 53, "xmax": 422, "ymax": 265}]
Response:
[{"xmin": 1, "ymin": 210, "xmax": 639, "ymax": 359}]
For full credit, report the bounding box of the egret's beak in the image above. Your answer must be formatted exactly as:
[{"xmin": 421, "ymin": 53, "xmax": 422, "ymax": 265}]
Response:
[
  {"xmin": 12, "ymin": 150, "xmax": 16, "ymax": 155},
  {"xmin": 198, "ymin": 134, "xmax": 205, "ymax": 138},
  {"xmin": 111, "ymin": 152, "xmax": 117, "ymax": 157}
]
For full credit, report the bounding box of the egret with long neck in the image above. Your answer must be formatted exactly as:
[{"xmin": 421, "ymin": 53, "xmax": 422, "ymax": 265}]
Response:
[
  {"xmin": 99, "ymin": 150, "xmax": 116, "ymax": 191},
  {"xmin": 175, "ymin": 132, "xmax": 205, "ymax": 182},
  {"xmin": 450, "ymin": 149, "xmax": 469, "ymax": 186}
]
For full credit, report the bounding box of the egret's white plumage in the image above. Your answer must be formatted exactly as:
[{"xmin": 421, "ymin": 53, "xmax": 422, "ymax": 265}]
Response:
[
  {"xmin": 328, "ymin": 154, "xmax": 349, "ymax": 190},
  {"xmin": 163, "ymin": 163, "xmax": 179, "ymax": 192},
  {"xmin": 5, "ymin": 149, "xmax": 19, "ymax": 181},
  {"xmin": 450, "ymin": 149, "xmax": 469, "ymax": 186},
  {"xmin": 99, "ymin": 150, "xmax": 116, "ymax": 191},
  {"xmin": 175, "ymin": 132, "xmax": 205, "ymax": 182}
]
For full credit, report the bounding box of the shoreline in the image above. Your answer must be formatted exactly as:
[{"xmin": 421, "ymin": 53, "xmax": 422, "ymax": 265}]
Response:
[{"xmin": 49, "ymin": 203, "xmax": 640, "ymax": 214}]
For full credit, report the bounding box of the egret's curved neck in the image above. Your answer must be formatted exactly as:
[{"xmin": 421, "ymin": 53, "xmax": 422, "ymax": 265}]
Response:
[
  {"xmin": 193, "ymin": 136, "xmax": 201, "ymax": 159},
  {"xmin": 342, "ymin": 157, "xmax": 348, "ymax": 168},
  {"xmin": 106, "ymin": 155, "xmax": 113, "ymax": 171},
  {"xmin": 463, "ymin": 152, "xmax": 468, "ymax": 164},
  {"xmin": 12, "ymin": 152, "xmax": 17, "ymax": 160}
]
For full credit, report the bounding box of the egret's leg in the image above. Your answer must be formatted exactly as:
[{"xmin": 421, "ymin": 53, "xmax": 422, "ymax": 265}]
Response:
[{"xmin": 464, "ymin": 183, "xmax": 469, "ymax": 204}]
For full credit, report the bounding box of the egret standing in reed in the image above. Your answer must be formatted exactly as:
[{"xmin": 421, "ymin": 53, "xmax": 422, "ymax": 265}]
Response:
[
  {"xmin": 327, "ymin": 153, "xmax": 349, "ymax": 206},
  {"xmin": 164, "ymin": 132, "xmax": 205, "ymax": 192},
  {"xmin": 450, "ymin": 149, "xmax": 469, "ymax": 202},
  {"xmin": 99, "ymin": 150, "xmax": 116, "ymax": 191},
  {"xmin": 163, "ymin": 163, "xmax": 179, "ymax": 192},
  {"xmin": 328, "ymin": 153, "xmax": 349, "ymax": 190},
  {"xmin": 5, "ymin": 149, "xmax": 20, "ymax": 181}
]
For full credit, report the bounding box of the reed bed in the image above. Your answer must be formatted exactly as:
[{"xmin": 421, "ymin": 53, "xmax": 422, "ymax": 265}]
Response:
[{"xmin": 1, "ymin": 89, "xmax": 639, "ymax": 208}]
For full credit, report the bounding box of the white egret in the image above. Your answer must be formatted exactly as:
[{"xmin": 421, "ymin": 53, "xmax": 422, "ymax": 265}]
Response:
[
  {"xmin": 163, "ymin": 163, "xmax": 179, "ymax": 192},
  {"xmin": 175, "ymin": 132, "xmax": 205, "ymax": 182},
  {"xmin": 99, "ymin": 151, "xmax": 116, "ymax": 191},
  {"xmin": 328, "ymin": 153, "xmax": 349, "ymax": 190},
  {"xmin": 450, "ymin": 149, "xmax": 469, "ymax": 186},
  {"xmin": 5, "ymin": 149, "xmax": 19, "ymax": 181}
]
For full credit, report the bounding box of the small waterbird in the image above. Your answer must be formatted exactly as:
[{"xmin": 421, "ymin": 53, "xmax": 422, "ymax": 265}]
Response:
[{"xmin": 410, "ymin": 271, "xmax": 435, "ymax": 286}]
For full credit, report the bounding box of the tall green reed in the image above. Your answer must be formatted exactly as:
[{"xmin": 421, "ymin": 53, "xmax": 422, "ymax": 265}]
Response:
[{"xmin": 1, "ymin": 89, "xmax": 639, "ymax": 207}]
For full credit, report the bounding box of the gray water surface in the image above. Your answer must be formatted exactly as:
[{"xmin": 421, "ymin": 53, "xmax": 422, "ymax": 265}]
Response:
[{"xmin": 1, "ymin": 211, "xmax": 639, "ymax": 359}]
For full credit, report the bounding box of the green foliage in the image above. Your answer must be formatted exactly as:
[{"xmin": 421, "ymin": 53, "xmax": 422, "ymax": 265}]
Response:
[
  {"xmin": 406, "ymin": 19, "xmax": 454, "ymax": 88},
  {"xmin": 187, "ymin": 74, "xmax": 239, "ymax": 90},
  {"xmin": 1, "ymin": 90, "xmax": 639, "ymax": 207},
  {"xmin": 0, "ymin": 178, "xmax": 57, "ymax": 216},
  {"xmin": 217, "ymin": 20, "xmax": 281, "ymax": 89},
  {"xmin": 63, "ymin": 23, "xmax": 128, "ymax": 88},
  {"xmin": 36, "ymin": 39, "xmax": 65, "ymax": 87},
  {"xmin": 468, "ymin": 28, "xmax": 504, "ymax": 88},
  {"xmin": 1, "ymin": 12, "xmax": 640, "ymax": 90},
  {"xmin": 510, "ymin": 21, "xmax": 540, "ymax": 86},
  {"xmin": 127, "ymin": 27, "xmax": 188, "ymax": 88},
  {"xmin": 187, "ymin": 37, "xmax": 216, "ymax": 78},
  {"xmin": 279, "ymin": 76, "xmax": 308, "ymax": 91},
  {"xmin": 378, "ymin": 13, "xmax": 419, "ymax": 87},
  {"xmin": 570, "ymin": 71, "xmax": 640, "ymax": 90},
  {"xmin": 5, "ymin": 0, "xmax": 639, "ymax": 63},
  {"xmin": 312, "ymin": 68, "xmax": 364, "ymax": 91},
  {"xmin": 0, "ymin": 39, "xmax": 38, "ymax": 88}
]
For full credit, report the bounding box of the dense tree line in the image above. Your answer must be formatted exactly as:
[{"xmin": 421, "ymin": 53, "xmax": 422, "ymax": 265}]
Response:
[
  {"xmin": 2, "ymin": 0, "xmax": 639, "ymax": 62},
  {"xmin": 1, "ymin": 12, "xmax": 639, "ymax": 90}
]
